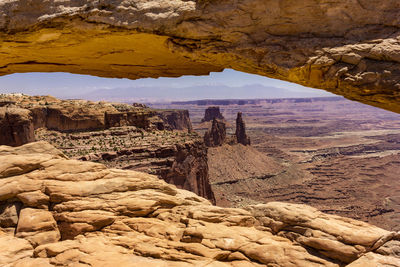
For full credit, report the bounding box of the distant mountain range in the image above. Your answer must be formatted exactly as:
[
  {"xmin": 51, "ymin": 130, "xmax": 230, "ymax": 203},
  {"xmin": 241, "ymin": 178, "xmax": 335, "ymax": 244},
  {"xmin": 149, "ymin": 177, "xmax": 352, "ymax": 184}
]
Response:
[
  {"xmin": 169, "ymin": 97, "xmax": 344, "ymax": 106},
  {"xmin": 73, "ymin": 84, "xmax": 335, "ymax": 103}
]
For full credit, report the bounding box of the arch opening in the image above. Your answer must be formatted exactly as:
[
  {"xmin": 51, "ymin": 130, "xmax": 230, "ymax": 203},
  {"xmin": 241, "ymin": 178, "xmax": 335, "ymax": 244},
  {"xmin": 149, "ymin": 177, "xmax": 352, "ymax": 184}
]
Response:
[{"xmin": 1, "ymin": 70, "xmax": 400, "ymax": 232}]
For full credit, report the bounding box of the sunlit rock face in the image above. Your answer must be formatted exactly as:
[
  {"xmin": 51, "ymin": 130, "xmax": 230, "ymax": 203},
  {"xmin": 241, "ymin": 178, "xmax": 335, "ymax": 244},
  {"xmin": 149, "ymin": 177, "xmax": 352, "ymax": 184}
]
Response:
[
  {"xmin": 0, "ymin": 141, "xmax": 399, "ymax": 266},
  {"xmin": 1, "ymin": 1, "xmax": 400, "ymax": 112}
]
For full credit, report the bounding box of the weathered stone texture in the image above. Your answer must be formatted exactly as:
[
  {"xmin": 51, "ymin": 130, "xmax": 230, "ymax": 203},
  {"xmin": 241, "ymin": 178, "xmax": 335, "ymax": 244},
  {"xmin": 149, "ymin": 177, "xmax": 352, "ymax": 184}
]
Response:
[
  {"xmin": 202, "ymin": 107, "xmax": 225, "ymax": 123},
  {"xmin": 1, "ymin": 1, "xmax": 400, "ymax": 112},
  {"xmin": 0, "ymin": 107, "xmax": 35, "ymax": 146},
  {"xmin": 0, "ymin": 142, "xmax": 399, "ymax": 266},
  {"xmin": 235, "ymin": 112, "xmax": 250, "ymax": 146},
  {"xmin": 204, "ymin": 118, "xmax": 226, "ymax": 147},
  {"xmin": 157, "ymin": 109, "xmax": 193, "ymax": 132}
]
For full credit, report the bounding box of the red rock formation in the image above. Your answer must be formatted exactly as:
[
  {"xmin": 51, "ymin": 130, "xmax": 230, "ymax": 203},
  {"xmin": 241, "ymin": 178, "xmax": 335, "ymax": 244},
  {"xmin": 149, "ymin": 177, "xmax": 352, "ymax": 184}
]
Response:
[
  {"xmin": 204, "ymin": 118, "xmax": 226, "ymax": 147},
  {"xmin": 235, "ymin": 112, "xmax": 250, "ymax": 146},
  {"xmin": 0, "ymin": 94, "xmax": 214, "ymax": 203},
  {"xmin": 0, "ymin": 107, "xmax": 35, "ymax": 147},
  {"xmin": 164, "ymin": 141, "xmax": 216, "ymax": 204},
  {"xmin": 201, "ymin": 106, "xmax": 225, "ymax": 122},
  {"xmin": 65, "ymin": 128, "xmax": 215, "ymax": 203},
  {"xmin": 104, "ymin": 111, "xmax": 153, "ymax": 129},
  {"xmin": 157, "ymin": 109, "xmax": 193, "ymax": 132}
]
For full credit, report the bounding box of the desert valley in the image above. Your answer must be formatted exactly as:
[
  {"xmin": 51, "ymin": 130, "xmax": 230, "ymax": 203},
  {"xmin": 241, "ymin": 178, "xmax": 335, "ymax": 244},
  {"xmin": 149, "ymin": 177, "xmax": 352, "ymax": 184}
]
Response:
[{"xmin": 152, "ymin": 97, "xmax": 400, "ymax": 232}]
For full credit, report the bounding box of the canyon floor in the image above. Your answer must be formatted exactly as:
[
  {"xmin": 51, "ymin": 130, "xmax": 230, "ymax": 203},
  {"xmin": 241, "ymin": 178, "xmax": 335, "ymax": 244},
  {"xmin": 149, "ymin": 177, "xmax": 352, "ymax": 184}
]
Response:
[{"xmin": 151, "ymin": 97, "xmax": 400, "ymax": 232}]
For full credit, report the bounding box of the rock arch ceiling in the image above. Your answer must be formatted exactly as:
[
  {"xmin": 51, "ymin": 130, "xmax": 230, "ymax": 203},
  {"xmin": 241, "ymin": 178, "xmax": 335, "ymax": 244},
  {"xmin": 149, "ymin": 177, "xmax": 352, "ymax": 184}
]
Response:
[{"xmin": 1, "ymin": 0, "xmax": 400, "ymax": 112}]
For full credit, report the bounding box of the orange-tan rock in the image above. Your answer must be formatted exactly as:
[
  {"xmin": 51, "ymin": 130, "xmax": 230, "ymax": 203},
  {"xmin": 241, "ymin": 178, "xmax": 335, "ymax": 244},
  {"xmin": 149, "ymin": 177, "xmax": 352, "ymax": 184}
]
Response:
[
  {"xmin": 1, "ymin": 1, "xmax": 400, "ymax": 113},
  {"xmin": 0, "ymin": 142, "xmax": 399, "ymax": 266}
]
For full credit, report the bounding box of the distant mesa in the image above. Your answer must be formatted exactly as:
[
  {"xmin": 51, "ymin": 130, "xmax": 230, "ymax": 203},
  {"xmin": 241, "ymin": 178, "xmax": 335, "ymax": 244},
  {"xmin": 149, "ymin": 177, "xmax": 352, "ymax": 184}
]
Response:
[{"xmin": 201, "ymin": 106, "xmax": 225, "ymax": 122}]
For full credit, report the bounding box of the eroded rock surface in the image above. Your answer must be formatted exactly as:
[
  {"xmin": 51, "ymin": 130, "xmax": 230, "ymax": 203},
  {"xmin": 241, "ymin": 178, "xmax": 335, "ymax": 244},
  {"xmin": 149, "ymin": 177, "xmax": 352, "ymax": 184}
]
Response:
[
  {"xmin": 0, "ymin": 94, "xmax": 159, "ymax": 133},
  {"xmin": 1, "ymin": 1, "xmax": 400, "ymax": 113},
  {"xmin": 235, "ymin": 112, "xmax": 250, "ymax": 146},
  {"xmin": 157, "ymin": 109, "xmax": 193, "ymax": 132},
  {"xmin": 0, "ymin": 142, "xmax": 399, "ymax": 266},
  {"xmin": 202, "ymin": 107, "xmax": 225, "ymax": 123},
  {"xmin": 204, "ymin": 118, "xmax": 226, "ymax": 147},
  {"xmin": 0, "ymin": 94, "xmax": 215, "ymax": 202},
  {"xmin": 0, "ymin": 106, "xmax": 34, "ymax": 146}
]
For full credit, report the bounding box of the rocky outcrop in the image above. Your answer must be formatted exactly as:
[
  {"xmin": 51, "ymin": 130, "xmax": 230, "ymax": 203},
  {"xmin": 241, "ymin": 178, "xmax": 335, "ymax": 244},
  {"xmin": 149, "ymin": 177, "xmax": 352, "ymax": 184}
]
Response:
[
  {"xmin": 0, "ymin": 94, "xmax": 196, "ymax": 143},
  {"xmin": 0, "ymin": 94, "xmax": 213, "ymax": 202},
  {"xmin": 0, "ymin": 94, "xmax": 159, "ymax": 134},
  {"xmin": 1, "ymin": 2, "xmax": 400, "ymax": 113},
  {"xmin": 163, "ymin": 141, "xmax": 215, "ymax": 204},
  {"xmin": 36, "ymin": 123, "xmax": 215, "ymax": 203},
  {"xmin": 0, "ymin": 107, "xmax": 34, "ymax": 146},
  {"xmin": 235, "ymin": 112, "xmax": 251, "ymax": 146},
  {"xmin": 0, "ymin": 142, "xmax": 399, "ymax": 266},
  {"xmin": 204, "ymin": 118, "xmax": 226, "ymax": 147},
  {"xmin": 202, "ymin": 107, "xmax": 225, "ymax": 122},
  {"xmin": 157, "ymin": 109, "xmax": 193, "ymax": 132}
]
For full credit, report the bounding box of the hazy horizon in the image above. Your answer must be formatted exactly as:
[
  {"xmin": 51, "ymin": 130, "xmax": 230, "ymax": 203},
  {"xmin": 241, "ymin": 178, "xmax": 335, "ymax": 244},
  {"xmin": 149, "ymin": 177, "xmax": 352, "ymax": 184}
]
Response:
[{"xmin": 0, "ymin": 69, "xmax": 335, "ymax": 101}]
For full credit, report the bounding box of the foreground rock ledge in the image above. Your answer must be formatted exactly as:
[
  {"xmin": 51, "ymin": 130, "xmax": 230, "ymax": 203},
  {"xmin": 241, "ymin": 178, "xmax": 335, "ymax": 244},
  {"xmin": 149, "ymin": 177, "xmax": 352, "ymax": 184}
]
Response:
[
  {"xmin": 1, "ymin": 1, "xmax": 400, "ymax": 113},
  {"xmin": 1, "ymin": 142, "xmax": 399, "ymax": 266}
]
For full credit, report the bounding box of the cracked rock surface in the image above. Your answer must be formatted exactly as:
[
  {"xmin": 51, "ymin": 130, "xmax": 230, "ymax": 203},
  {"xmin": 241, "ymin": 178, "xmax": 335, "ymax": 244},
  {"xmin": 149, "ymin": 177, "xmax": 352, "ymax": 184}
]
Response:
[
  {"xmin": 1, "ymin": 1, "xmax": 400, "ymax": 113},
  {"xmin": 0, "ymin": 141, "xmax": 399, "ymax": 266}
]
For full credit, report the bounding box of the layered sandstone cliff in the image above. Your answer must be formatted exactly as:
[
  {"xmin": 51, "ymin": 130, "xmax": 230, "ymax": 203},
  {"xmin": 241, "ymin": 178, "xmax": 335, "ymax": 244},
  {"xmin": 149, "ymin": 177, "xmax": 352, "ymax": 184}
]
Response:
[
  {"xmin": 0, "ymin": 94, "xmax": 158, "ymax": 133},
  {"xmin": 0, "ymin": 142, "xmax": 399, "ymax": 266},
  {"xmin": 1, "ymin": 1, "xmax": 400, "ymax": 113},
  {"xmin": 51, "ymin": 127, "xmax": 216, "ymax": 204},
  {"xmin": 0, "ymin": 94, "xmax": 215, "ymax": 202},
  {"xmin": 0, "ymin": 107, "xmax": 34, "ymax": 147},
  {"xmin": 157, "ymin": 109, "xmax": 193, "ymax": 132}
]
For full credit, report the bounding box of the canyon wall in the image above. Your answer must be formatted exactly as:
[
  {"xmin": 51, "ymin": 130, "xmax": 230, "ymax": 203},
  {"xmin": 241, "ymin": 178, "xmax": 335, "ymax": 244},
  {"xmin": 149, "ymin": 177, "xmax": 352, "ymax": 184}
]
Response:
[
  {"xmin": 0, "ymin": 95, "xmax": 215, "ymax": 202},
  {"xmin": 157, "ymin": 110, "xmax": 193, "ymax": 132},
  {"xmin": 1, "ymin": 1, "xmax": 400, "ymax": 113},
  {"xmin": 0, "ymin": 107, "xmax": 34, "ymax": 147},
  {"xmin": 75, "ymin": 129, "xmax": 215, "ymax": 204}
]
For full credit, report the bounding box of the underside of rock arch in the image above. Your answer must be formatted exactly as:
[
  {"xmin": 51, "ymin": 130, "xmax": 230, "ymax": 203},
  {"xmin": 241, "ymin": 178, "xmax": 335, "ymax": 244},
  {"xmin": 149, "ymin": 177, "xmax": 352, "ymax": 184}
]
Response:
[{"xmin": 1, "ymin": 0, "xmax": 400, "ymax": 112}]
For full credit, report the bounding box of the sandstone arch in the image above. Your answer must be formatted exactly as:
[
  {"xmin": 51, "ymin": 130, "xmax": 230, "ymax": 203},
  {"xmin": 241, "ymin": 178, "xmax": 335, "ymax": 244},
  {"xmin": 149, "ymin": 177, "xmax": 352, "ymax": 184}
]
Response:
[{"xmin": 1, "ymin": 0, "xmax": 400, "ymax": 112}]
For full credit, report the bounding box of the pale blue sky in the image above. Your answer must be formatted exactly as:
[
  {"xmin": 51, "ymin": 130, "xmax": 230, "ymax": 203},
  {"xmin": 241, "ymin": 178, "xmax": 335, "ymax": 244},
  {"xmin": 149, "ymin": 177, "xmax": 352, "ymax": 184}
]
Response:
[{"xmin": 0, "ymin": 69, "xmax": 334, "ymax": 100}]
